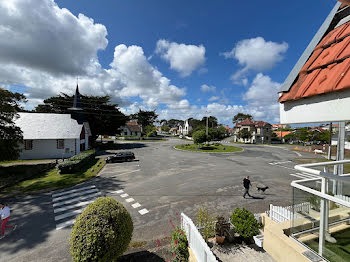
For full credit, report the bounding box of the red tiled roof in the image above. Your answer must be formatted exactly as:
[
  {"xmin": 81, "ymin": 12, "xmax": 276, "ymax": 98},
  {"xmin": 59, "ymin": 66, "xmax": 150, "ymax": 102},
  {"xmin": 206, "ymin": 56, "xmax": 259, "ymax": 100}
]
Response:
[
  {"xmin": 126, "ymin": 121, "xmax": 141, "ymax": 132},
  {"xmin": 236, "ymin": 118, "xmax": 271, "ymax": 128},
  {"xmin": 279, "ymin": 19, "xmax": 350, "ymax": 103},
  {"xmin": 273, "ymin": 131, "xmax": 291, "ymax": 138}
]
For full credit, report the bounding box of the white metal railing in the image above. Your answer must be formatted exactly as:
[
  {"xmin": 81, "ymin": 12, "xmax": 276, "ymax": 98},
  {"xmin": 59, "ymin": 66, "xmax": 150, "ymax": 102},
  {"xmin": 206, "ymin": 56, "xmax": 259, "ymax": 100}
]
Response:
[
  {"xmin": 268, "ymin": 204, "xmax": 300, "ymax": 222},
  {"xmin": 335, "ymin": 194, "xmax": 350, "ymax": 207},
  {"xmin": 181, "ymin": 213, "xmax": 218, "ymax": 262}
]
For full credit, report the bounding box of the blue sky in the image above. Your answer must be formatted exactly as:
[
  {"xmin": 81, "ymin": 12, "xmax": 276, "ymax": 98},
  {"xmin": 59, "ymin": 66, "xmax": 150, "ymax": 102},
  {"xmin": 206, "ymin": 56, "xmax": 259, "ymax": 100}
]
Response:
[{"xmin": 0, "ymin": 0, "xmax": 338, "ymax": 125}]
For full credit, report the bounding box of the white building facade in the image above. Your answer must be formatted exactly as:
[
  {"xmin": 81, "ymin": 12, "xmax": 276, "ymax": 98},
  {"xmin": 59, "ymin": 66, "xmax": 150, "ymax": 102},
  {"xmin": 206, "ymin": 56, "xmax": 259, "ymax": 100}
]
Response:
[{"xmin": 15, "ymin": 113, "xmax": 91, "ymax": 159}]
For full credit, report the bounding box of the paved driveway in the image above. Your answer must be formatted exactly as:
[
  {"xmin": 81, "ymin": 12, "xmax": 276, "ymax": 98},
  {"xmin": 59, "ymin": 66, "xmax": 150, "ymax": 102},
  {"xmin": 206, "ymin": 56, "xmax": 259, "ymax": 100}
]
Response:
[{"xmin": 0, "ymin": 138, "xmax": 313, "ymax": 261}]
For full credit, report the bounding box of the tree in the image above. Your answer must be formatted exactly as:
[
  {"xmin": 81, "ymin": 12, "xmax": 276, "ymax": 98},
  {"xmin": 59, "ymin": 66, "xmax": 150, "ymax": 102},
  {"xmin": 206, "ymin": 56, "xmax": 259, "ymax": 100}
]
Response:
[
  {"xmin": 201, "ymin": 116, "xmax": 218, "ymax": 128},
  {"xmin": 35, "ymin": 93, "xmax": 127, "ymax": 141},
  {"xmin": 130, "ymin": 110, "xmax": 158, "ymax": 132},
  {"xmin": 232, "ymin": 113, "xmax": 253, "ymax": 124},
  {"xmin": 167, "ymin": 119, "xmax": 184, "ymax": 128},
  {"xmin": 238, "ymin": 129, "xmax": 252, "ymax": 140},
  {"xmin": 0, "ymin": 88, "xmax": 26, "ymax": 161},
  {"xmin": 161, "ymin": 125, "xmax": 170, "ymax": 132},
  {"xmin": 193, "ymin": 130, "xmax": 209, "ymax": 144}
]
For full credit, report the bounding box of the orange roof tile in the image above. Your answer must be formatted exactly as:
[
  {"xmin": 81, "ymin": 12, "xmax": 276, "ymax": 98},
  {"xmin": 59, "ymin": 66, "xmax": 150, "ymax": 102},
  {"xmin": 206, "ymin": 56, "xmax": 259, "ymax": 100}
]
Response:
[
  {"xmin": 279, "ymin": 20, "xmax": 350, "ymax": 103},
  {"xmin": 273, "ymin": 131, "xmax": 291, "ymax": 138}
]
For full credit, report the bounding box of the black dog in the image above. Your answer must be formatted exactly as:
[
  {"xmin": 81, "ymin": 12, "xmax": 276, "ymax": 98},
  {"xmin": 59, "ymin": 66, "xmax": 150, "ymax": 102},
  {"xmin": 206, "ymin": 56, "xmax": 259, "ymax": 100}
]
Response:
[{"xmin": 257, "ymin": 186, "xmax": 269, "ymax": 192}]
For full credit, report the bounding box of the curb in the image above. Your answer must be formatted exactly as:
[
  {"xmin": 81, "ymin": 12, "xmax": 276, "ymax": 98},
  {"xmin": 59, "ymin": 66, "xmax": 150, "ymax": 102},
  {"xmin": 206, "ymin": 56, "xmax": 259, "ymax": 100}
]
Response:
[{"xmin": 172, "ymin": 145, "xmax": 244, "ymax": 154}]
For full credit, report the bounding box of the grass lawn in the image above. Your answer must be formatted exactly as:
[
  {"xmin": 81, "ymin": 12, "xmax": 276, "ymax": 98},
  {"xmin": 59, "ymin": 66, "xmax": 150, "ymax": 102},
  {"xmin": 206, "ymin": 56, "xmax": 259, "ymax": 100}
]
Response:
[
  {"xmin": 294, "ymin": 158, "xmax": 350, "ymax": 173},
  {"xmin": 175, "ymin": 143, "xmax": 243, "ymax": 153},
  {"xmin": 2, "ymin": 158, "xmax": 105, "ymax": 196},
  {"xmin": 141, "ymin": 138, "xmax": 168, "ymax": 142},
  {"xmin": 0, "ymin": 159, "xmax": 53, "ymax": 165},
  {"xmin": 304, "ymin": 227, "xmax": 350, "ymax": 262}
]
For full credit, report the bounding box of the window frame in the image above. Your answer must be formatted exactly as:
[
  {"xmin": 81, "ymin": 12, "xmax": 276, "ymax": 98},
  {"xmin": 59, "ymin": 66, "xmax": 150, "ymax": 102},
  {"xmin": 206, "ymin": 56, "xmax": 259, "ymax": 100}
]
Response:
[{"xmin": 57, "ymin": 139, "xmax": 65, "ymax": 149}]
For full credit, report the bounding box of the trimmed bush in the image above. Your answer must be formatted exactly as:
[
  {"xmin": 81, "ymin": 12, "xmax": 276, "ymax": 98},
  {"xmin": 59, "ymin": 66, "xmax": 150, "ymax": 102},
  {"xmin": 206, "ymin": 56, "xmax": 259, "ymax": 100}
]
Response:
[
  {"xmin": 57, "ymin": 150, "xmax": 95, "ymax": 174},
  {"xmin": 230, "ymin": 208, "xmax": 260, "ymax": 241},
  {"xmin": 70, "ymin": 197, "xmax": 133, "ymax": 262},
  {"xmin": 171, "ymin": 227, "xmax": 189, "ymax": 262}
]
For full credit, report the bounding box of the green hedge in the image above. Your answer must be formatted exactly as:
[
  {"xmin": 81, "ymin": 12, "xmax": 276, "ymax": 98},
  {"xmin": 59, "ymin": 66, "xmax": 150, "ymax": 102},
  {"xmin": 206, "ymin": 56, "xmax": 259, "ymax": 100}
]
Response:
[
  {"xmin": 70, "ymin": 197, "xmax": 133, "ymax": 262},
  {"xmin": 170, "ymin": 227, "xmax": 189, "ymax": 262},
  {"xmin": 57, "ymin": 150, "xmax": 95, "ymax": 174}
]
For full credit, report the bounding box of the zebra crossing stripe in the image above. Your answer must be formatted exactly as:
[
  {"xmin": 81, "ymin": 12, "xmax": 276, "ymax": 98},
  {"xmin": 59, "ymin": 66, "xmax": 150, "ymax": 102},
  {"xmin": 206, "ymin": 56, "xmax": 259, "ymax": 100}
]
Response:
[
  {"xmin": 54, "ymin": 199, "xmax": 96, "ymax": 213},
  {"xmin": 53, "ymin": 192, "xmax": 101, "ymax": 207},
  {"xmin": 54, "ymin": 207, "xmax": 86, "ymax": 221},
  {"xmin": 56, "ymin": 219, "xmax": 76, "ymax": 230},
  {"xmin": 52, "ymin": 185, "xmax": 96, "ymax": 198},
  {"xmin": 120, "ymin": 193, "xmax": 129, "ymax": 198},
  {"xmin": 52, "ymin": 188, "xmax": 99, "ymax": 202},
  {"xmin": 296, "ymin": 172, "xmax": 318, "ymax": 179},
  {"xmin": 125, "ymin": 198, "xmax": 134, "ymax": 203},
  {"xmin": 110, "ymin": 190, "xmax": 124, "ymax": 194}
]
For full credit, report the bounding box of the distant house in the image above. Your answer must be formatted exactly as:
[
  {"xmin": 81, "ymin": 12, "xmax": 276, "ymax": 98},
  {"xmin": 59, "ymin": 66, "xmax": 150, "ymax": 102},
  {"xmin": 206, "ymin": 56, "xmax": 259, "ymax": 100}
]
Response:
[
  {"xmin": 272, "ymin": 123, "xmax": 290, "ymax": 130},
  {"xmin": 14, "ymin": 113, "xmax": 91, "ymax": 159},
  {"xmin": 120, "ymin": 121, "xmax": 142, "ymax": 137},
  {"xmin": 169, "ymin": 127, "xmax": 178, "ymax": 135},
  {"xmin": 233, "ymin": 118, "xmax": 272, "ymax": 144}
]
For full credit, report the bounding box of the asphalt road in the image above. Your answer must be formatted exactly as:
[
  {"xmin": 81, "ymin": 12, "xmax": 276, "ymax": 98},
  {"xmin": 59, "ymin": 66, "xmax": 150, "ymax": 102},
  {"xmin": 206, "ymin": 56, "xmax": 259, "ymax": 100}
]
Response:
[{"xmin": 0, "ymin": 138, "xmax": 314, "ymax": 262}]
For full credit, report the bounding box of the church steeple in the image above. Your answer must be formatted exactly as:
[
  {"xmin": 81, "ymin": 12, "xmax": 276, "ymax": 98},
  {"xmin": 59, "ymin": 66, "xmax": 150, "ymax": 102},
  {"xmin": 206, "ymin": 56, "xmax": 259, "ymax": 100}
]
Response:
[
  {"xmin": 69, "ymin": 84, "xmax": 84, "ymax": 124},
  {"xmin": 70, "ymin": 84, "xmax": 82, "ymax": 111}
]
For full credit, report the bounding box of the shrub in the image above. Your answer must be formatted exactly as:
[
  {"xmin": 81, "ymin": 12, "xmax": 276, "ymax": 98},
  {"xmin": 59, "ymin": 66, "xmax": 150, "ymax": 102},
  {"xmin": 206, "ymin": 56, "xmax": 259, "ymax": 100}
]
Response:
[
  {"xmin": 57, "ymin": 150, "xmax": 95, "ymax": 174},
  {"xmin": 196, "ymin": 207, "xmax": 216, "ymax": 242},
  {"xmin": 70, "ymin": 197, "xmax": 133, "ymax": 262},
  {"xmin": 170, "ymin": 227, "xmax": 189, "ymax": 262},
  {"xmin": 193, "ymin": 130, "xmax": 209, "ymax": 144},
  {"xmin": 230, "ymin": 208, "xmax": 260, "ymax": 241},
  {"xmin": 146, "ymin": 130, "xmax": 157, "ymax": 137}
]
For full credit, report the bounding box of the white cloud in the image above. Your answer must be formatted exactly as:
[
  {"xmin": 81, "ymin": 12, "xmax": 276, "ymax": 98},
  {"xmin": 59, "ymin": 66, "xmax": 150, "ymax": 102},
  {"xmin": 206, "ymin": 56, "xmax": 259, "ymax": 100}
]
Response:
[
  {"xmin": 208, "ymin": 96, "xmax": 219, "ymax": 102},
  {"xmin": 200, "ymin": 84, "xmax": 216, "ymax": 92},
  {"xmin": 0, "ymin": 0, "xmax": 186, "ymax": 112},
  {"xmin": 0, "ymin": 0, "xmax": 108, "ymax": 76},
  {"xmin": 158, "ymin": 73, "xmax": 281, "ymax": 125},
  {"xmin": 156, "ymin": 39, "xmax": 206, "ymax": 77},
  {"xmin": 222, "ymin": 37, "xmax": 288, "ymax": 82}
]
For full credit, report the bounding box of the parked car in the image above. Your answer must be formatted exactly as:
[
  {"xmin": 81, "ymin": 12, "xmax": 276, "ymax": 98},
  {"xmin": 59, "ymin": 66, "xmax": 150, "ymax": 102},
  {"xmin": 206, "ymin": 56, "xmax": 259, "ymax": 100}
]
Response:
[{"xmin": 105, "ymin": 152, "xmax": 135, "ymax": 163}]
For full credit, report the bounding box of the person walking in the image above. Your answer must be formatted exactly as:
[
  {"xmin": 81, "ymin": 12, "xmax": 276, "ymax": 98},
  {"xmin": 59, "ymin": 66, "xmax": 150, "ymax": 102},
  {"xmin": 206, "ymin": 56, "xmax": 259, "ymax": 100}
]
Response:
[
  {"xmin": 0, "ymin": 203, "xmax": 16, "ymax": 239},
  {"xmin": 243, "ymin": 176, "xmax": 252, "ymax": 198}
]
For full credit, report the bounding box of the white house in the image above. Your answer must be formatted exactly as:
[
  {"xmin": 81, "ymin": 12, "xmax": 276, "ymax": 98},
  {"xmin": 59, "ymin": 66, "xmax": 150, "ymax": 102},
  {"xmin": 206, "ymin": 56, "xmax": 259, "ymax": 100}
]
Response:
[
  {"xmin": 14, "ymin": 113, "xmax": 91, "ymax": 159},
  {"xmin": 120, "ymin": 121, "xmax": 142, "ymax": 137}
]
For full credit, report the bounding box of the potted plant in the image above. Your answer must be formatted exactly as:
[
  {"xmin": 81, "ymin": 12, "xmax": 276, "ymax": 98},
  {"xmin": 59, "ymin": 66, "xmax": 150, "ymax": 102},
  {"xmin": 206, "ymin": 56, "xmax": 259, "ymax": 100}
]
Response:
[{"xmin": 215, "ymin": 216, "xmax": 229, "ymax": 244}]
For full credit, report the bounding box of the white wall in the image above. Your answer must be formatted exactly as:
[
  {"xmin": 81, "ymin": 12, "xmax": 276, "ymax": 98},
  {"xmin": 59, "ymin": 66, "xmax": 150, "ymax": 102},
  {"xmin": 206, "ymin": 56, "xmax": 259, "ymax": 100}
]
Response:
[{"xmin": 19, "ymin": 139, "xmax": 76, "ymax": 159}]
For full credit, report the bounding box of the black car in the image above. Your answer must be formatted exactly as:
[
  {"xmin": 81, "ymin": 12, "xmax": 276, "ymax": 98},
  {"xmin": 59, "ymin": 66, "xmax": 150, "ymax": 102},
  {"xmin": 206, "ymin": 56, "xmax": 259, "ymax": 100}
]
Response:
[{"xmin": 105, "ymin": 152, "xmax": 135, "ymax": 163}]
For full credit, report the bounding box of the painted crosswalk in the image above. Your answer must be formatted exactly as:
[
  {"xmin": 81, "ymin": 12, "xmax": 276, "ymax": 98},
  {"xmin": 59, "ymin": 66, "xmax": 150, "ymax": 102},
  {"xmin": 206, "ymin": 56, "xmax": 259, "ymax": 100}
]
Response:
[
  {"xmin": 52, "ymin": 185, "xmax": 101, "ymax": 230},
  {"xmin": 108, "ymin": 190, "xmax": 149, "ymax": 216}
]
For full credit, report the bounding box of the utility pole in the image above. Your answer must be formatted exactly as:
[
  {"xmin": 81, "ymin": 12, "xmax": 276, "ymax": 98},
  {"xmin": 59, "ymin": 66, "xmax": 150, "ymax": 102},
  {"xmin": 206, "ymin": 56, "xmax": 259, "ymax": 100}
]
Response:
[{"xmin": 206, "ymin": 111, "xmax": 210, "ymax": 144}]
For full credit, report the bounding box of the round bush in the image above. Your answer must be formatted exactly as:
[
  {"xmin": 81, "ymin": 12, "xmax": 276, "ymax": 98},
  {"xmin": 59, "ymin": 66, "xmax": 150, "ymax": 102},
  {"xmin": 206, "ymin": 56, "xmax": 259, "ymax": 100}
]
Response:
[
  {"xmin": 70, "ymin": 197, "xmax": 133, "ymax": 262},
  {"xmin": 230, "ymin": 208, "xmax": 260, "ymax": 241}
]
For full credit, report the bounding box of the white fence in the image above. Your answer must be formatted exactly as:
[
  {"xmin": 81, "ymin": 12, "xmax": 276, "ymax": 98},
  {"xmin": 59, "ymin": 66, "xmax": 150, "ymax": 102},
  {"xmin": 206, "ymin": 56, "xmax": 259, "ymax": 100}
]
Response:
[
  {"xmin": 267, "ymin": 203, "xmax": 310, "ymax": 223},
  {"xmin": 335, "ymin": 195, "xmax": 350, "ymax": 207},
  {"xmin": 181, "ymin": 213, "xmax": 218, "ymax": 262}
]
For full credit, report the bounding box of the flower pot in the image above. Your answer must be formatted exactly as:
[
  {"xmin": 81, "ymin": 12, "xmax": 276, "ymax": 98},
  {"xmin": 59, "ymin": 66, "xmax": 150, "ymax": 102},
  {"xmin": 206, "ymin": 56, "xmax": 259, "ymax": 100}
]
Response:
[{"xmin": 216, "ymin": 235, "xmax": 225, "ymax": 244}]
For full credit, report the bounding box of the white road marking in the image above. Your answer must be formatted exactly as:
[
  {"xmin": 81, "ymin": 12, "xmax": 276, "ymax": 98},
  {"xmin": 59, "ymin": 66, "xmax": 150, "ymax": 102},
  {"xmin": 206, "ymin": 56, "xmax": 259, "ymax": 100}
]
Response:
[
  {"xmin": 110, "ymin": 190, "xmax": 124, "ymax": 194},
  {"xmin": 52, "ymin": 185, "xmax": 96, "ymax": 198},
  {"xmin": 293, "ymin": 151, "xmax": 302, "ymax": 157},
  {"xmin": 125, "ymin": 198, "xmax": 134, "ymax": 203},
  {"xmin": 289, "ymin": 173, "xmax": 308, "ymax": 179},
  {"xmin": 54, "ymin": 207, "xmax": 86, "ymax": 221},
  {"xmin": 132, "ymin": 203, "xmax": 141, "ymax": 208},
  {"xmin": 138, "ymin": 208, "xmax": 149, "ymax": 215},
  {"xmin": 53, "ymin": 192, "xmax": 101, "ymax": 207},
  {"xmin": 52, "ymin": 188, "xmax": 99, "ymax": 202},
  {"xmin": 120, "ymin": 193, "xmax": 129, "ymax": 198},
  {"xmin": 111, "ymin": 169, "xmax": 140, "ymax": 178},
  {"xmin": 269, "ymin": 161, "xmax": 292, "ymax": 165},
  {"xmin": 54, "ymin": 199, "xmax": 95, "ymax": 213},
  {"xmin": 56, "ymin": 218, "xmax": 76, "ymax": 230}
]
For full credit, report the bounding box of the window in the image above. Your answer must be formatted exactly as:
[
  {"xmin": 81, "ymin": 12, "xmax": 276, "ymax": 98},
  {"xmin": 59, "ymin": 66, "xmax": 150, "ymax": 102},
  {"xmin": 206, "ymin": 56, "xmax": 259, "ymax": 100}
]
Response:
[
  {"xmin": 57, "ymin": 139, "xmax": 64, "ymax": 149},
  {"xmin": 24, "ymin": 140, "xmax": 33, "ymax": 150}
]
